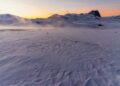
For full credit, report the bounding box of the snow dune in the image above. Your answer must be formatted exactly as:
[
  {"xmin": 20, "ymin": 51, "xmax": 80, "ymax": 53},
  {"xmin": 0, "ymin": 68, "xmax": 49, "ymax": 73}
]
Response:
[{"xmin": 0, "ymin": 27, "xmax": 120, "ymax": 86}]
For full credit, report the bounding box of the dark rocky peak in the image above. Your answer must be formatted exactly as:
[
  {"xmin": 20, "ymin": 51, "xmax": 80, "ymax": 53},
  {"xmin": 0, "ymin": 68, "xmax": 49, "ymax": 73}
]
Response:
[{"xmin": 88, "ymin": 10, "xmax": 101, "ymax": 17}]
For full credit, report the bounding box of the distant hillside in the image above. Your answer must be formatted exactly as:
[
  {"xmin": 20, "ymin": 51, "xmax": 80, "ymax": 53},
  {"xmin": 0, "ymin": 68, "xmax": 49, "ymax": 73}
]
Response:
[
  {"xmin": 0, "ymin": 14, "xmax": 31, "ymax": 25},
  {"xmin": 31, "ymin": 10, "xmax": 102, "ymax": 26},
  {"xmin": 0, "ymin": 10, "xmax": 119, "ymax": 27}
]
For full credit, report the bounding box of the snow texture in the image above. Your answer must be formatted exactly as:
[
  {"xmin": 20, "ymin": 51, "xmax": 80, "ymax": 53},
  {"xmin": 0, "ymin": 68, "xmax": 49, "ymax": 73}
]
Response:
[
  {"xmin": 0, "ymin": 26, "xmax": 120, "ymax": 86},
  {"xmin": 0, "ymin": 10, "xmax": 120, "ymax": 86}
]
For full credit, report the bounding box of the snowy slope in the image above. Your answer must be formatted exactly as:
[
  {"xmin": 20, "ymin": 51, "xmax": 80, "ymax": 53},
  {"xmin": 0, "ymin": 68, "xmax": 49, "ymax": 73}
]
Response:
[
  {"xmin": 0, "ymin": 26, "xmax": 120, "ymax": 86},
  {"xmin": 0, "ymin": 11, "xmax": 119, "ymax": 28},
  {"xmin": 0, "ymin": 14, "xmax": 31, "ymax": 25},
  {"xmin": 30, "ymin": 10, "xmax": 120, "ymax": 28},
  {"xmin": 101, "ymin": 16, "xmax": 120, "ymax": 28},
  {"xmin": 31, "ymin": 10, "xmax": 102, "ymax": 27}
]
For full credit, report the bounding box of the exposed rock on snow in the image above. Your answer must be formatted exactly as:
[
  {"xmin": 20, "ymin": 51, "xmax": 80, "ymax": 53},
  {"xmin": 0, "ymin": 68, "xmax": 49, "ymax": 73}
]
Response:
[
  {"xmin": 0, "ymin": 10, "xmax": 119, "ymax": 27},
  {"xmin": 88, "ymin": 10, "xmax": 101, "ymax": 17},
  {"xmin": 32, "ymin": 11, "xmax": 102, "ymax": 27}
]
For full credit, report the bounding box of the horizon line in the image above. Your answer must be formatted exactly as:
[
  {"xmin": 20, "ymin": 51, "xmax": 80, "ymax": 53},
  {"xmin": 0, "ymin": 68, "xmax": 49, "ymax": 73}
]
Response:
[{"xmin": 0, "ymin": 11, "xmax": 120, "ymax": 19}]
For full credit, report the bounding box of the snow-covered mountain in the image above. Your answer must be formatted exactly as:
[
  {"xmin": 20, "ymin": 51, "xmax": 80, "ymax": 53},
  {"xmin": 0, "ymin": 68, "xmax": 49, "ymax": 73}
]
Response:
[
  {"xmin": 0, "ymin": 10, "xmax": 119, "ymax": 27},
  {"xmin": 32, "ymin": 10, "xmax": 102, "ymax": 26},
  {"xmin": 0, "ymin": 14, "xmax": 31, "ymax": 25}
]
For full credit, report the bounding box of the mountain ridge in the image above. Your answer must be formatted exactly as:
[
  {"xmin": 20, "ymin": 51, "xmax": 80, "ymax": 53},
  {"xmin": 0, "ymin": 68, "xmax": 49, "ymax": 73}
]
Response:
[{"xmin": 0, "ymin": 10, "xmax": 119, "ymax": 26}]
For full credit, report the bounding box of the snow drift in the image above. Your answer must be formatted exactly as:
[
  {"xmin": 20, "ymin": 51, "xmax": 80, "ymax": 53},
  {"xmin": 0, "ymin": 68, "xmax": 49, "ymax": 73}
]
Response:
[{"xmin": 0, "ymin": 27, "xmax": 120, "ymax": 86}]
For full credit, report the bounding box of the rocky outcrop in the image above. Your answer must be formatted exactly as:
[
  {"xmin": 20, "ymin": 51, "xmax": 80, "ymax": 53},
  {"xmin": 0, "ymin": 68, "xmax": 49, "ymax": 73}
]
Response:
[{"xmin": 88, "ymin": 10, "xmax": 101, "ymax": 17}]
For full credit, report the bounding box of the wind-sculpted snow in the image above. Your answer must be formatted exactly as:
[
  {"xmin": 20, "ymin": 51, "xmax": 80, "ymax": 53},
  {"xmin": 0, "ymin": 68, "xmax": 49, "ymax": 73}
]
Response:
[{"xmin": 0, "ymin": 27, "xmax": 120, "ymax": 86}]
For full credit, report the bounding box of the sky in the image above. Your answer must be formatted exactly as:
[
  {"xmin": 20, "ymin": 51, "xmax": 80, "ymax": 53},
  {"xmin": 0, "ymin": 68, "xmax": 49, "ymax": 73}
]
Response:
[{"xmin": 0, "ymin": 0, "xmax": 120, "ymax": 18}]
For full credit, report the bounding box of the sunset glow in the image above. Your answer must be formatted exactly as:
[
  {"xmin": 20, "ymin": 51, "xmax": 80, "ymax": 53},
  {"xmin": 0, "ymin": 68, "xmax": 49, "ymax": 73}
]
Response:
[{"xmin": 0, "ymin": 0, "xmax": 120, "ymax": 18}]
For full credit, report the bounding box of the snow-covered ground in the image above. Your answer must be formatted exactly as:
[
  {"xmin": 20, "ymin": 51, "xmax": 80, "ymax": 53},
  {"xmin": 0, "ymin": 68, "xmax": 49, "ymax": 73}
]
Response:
[{"xmin": 0, "ymin": 26, "xmax": 120, "ymax": 86}]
